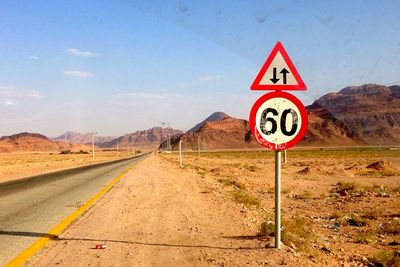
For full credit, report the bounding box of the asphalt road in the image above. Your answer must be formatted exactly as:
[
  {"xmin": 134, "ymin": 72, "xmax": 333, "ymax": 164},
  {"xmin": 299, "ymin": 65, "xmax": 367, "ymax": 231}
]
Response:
[{"xmin": 0, "ymin": 153, "xmax": 149, "ymax": 265}]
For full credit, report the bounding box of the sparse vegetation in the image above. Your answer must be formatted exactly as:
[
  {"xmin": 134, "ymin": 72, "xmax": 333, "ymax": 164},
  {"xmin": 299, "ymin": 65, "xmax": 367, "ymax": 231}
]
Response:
[
  {"xmin": 282, "ymin": 216, "xmax": 315, "ymax": 251},
  {"xmin": 218, "ymin": 178, "xmax": 246, "ymax": 190},
  {"xmin": 355, "ymin": 232, "xmax": 376, "ymax": 244},
  {"xmin": 380, "ymin": 219, "xmax": 400, "ymax": 235},
  {"xmin": 230, "ymin": 189, "xmax": 260, "ymax": 207},
  {"xmin": 370, "ymin": 251, "xmax": 400, "ymax": 267},
  {"xmin": 259, "ymin": 221, "xmax": 275, "ymax": 237},
  {"xmin": 243, "ymin": 164, "xmax": 261, "ymax": 172},
  {"xmin": 296, "ymin": 191, "xmax": 313, "ymax": 200}
]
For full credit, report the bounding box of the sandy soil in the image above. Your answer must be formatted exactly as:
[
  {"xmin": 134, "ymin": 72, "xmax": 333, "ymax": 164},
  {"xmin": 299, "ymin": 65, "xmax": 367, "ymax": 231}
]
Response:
[
  {"xmin": 0, "ymin": 151, "xmax": 135, "ymax": 183},
  {"xmin": 28, "ymin": 154, "xmax": 311, "ymax": 267},
  {"xmin": 27, "ymin": 149, "xmax": 400, "ymax": 266}
]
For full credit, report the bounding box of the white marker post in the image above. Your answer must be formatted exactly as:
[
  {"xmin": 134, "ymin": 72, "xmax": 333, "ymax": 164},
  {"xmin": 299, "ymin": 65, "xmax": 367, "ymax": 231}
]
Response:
[
  {"xmin": 179, "ymin": 140, "xmax": 183, "ymax": 168},
  {"xmin": 283, "ymin": 150, "xmax": 287, "ymax": 163},
  {"xmin": 275, "ymin": 150, "xmax": 281, "ymax": 249}
]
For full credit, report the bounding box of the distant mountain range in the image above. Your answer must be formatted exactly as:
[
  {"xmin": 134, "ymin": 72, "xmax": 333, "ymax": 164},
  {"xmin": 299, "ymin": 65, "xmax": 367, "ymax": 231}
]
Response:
[
  {"xmin": 53, "ymin": 131, "xmax": 116, "ymax": 145},
  {"xmin": 0, "ymin": 132, "xmax": 93, "ymax": 153},
  {"xmin": 1, "ymin": 84, "xmax": 399, "ymax": 153}
]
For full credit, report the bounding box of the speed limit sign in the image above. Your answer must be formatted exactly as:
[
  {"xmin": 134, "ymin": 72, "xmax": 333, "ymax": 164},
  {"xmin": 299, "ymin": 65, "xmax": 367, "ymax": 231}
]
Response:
[{"xmin": 249, "ymin": 91, "xmax": 308, "ymax": 150}]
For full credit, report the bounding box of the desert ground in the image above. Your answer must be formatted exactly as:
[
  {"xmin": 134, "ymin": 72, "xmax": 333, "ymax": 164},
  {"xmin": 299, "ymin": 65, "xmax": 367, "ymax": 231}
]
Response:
[
  {"xmin": 23, "ymin": 148, "xmax": 400, "ymax": 266},
  {"xmin": 0, "ymin": 150, "xmax": 137, "ymax": 183}
]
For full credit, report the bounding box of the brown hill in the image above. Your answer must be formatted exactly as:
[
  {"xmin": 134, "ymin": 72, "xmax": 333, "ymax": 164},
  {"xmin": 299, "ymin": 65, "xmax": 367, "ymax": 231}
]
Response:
[
  {"xmin": 102, "ymin": 127, "xmax": 183, "ymax": 149},
  {"xmin": 0, "ymin": 132, "xmax": 94, "ymax": 153},
  {"xmin": 54, "ymin": 131, "xmax": 115, "ymax": 144},
  {"xmin": 168, "ymin": 116, "xmax": 259, "ymax": 150}
]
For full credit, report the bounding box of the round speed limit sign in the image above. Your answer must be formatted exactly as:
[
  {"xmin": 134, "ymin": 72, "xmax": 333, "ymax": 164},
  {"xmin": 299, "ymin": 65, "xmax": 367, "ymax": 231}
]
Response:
[{"xmin": 249, "ymin": 91, "xmax": 308, "ymax": 150}]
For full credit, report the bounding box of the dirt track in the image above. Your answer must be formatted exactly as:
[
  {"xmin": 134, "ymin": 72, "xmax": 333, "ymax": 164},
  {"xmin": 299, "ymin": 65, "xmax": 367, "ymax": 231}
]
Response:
[{"xmin": 28, "ymin": 154, "xmax": 303, "ymax": 266}]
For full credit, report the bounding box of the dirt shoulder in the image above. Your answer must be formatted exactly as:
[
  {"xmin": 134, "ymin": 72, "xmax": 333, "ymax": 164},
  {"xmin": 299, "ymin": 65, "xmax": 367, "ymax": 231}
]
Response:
[{"xmin": 28, "ymin": 154, "xmax": 311, "ymax": 266}]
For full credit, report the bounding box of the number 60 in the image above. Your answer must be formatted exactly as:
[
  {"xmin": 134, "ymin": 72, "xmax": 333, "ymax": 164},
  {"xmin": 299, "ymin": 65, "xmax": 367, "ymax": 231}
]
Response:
[{"xmin": 260, "ymin": 108, "xmax": 298, "ymax": 136}]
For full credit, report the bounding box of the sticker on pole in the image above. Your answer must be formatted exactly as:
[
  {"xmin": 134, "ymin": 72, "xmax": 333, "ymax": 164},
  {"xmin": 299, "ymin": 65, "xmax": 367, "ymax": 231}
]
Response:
[
  {"xmin": 249, "ymin": 91, "xmax": 308, "ymax": 150},
  {"xmin": 251, "ymin": 42, "xmax": 306, "ymax": 91}
]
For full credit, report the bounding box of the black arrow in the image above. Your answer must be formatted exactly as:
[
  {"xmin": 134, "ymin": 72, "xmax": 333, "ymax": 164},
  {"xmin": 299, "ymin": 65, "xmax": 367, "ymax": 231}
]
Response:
[
  {"xmin": 280, "ymin": 68, "xmax": 290, "ymax": 84},
  {"xmin": 270, "ymin": 68, "xmax": 280, "ymax": 84}
]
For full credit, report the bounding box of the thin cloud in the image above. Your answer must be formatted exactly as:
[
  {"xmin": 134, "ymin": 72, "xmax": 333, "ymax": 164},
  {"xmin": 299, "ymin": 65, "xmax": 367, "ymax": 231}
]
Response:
[
  {"xmin": 29, "ymin": 55, "xmax": 39, "ymax": 60},
  {"xmin": 0, "ymin": 86, "xmax": 41, "ymax": 99},
  {"xmin": 66, "ymin": 48, "xmax": 101, "ymax": 57},
  {"xmin": 64, "ymin": 70, "xmax": 94, "ymax": 78}
]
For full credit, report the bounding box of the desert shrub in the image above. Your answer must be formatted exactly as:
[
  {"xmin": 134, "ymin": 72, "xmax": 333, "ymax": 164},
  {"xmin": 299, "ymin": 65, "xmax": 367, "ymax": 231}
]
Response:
[
  {"xmin": 259, "ymin": 221, "xmax": 275, "ymax": 237},
  {"xmin": 230, "ymin": 189, "xmax": 260, "ymax": 207},
  {"xmin": 218, "ymin": 178, "xmax": 246, "ymax": 190},
  {"xmin": 371, "ymin": 251, "xmax": 400, "ymax": 267},
  {"xmin": 337, "ymin": 181, "xmax": 356, "ymax": 191},
  {"xmin": 355, "ymin": 232, "xmax": 376, "ymax": 244},
  {"xmin": 362, "ymin": 209, "xmax": 380, "ymax": 220},
  {"xmin": 282, "ymin": 216, "xmax": 314, "ymax": 251},
  {"xmin": 60, "ymin": 150, "xmax": 71, "ymax": 154},
  {"xmin": 243, "ymin": 164, "xmax": 261, "ymax": 172},
  {"xmin": 380, "ymin": 219, "xmax": 400, "ymax": 235},
  {"xmin": 296, "ymin": 191, "xmax": 313, "ymax": 200},
  {"xmin": 135, "ymin": 150, "xmax": 142, "ymax": 154}
]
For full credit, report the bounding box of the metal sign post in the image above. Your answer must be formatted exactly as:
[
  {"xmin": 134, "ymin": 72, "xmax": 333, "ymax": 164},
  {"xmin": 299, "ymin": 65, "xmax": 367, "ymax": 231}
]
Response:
[
  {"xmin": 179, "ymin": 140, "xmax": 183, "ymax": 168},
  {"xmin": 275, "ymin": 150, "xmax": 281, "ymax": 249}
]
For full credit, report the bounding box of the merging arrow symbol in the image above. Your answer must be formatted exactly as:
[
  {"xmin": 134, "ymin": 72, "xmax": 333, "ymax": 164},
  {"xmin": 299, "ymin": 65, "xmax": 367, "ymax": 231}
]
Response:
[
  {"xmin": 280, "ymin": 68, "xmax": 289, "ymax": 84},
  {"xmin": 270, "ymin": 68, "xmax": 280, "ymax": 84}
]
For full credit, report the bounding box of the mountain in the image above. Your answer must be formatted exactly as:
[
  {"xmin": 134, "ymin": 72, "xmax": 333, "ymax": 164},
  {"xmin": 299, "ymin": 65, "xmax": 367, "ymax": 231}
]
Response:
[
  {"xmin": 54, "ymin": 131, "xmax": 115, "ymax": 145},
  {"xmin": 167, "ymin": 116, "xmax": 259, "ymax": 150},
  {"xmin": 101, "ymin": 127, "xmax": 183, "ymax": 148},
  {"xmin": 186, "ymin": 112, "xmax": 230, "ymax": 133},
  {"xmin": 304, "ymin": 84, "xmax": 400, "ymax": 145},
  {"xmin": 168, "ymin": 84, "xmax": 400, "ymax": 150},
  {"xmin": 0, "ymin": 132, "xmax": 93, "ymax": 153}
]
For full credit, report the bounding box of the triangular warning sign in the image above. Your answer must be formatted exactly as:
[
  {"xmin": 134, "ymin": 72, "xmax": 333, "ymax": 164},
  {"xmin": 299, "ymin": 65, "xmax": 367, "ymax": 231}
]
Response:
[{"xmin": 251, "ymin": 42, "xmax": 306, "ymax": 91}]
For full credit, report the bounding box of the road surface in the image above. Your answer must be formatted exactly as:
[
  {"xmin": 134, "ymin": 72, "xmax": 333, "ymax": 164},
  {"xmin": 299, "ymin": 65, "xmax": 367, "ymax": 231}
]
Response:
[{"xmin": 0, "ymin": 153, "xmax": 149, "ymax": 265}]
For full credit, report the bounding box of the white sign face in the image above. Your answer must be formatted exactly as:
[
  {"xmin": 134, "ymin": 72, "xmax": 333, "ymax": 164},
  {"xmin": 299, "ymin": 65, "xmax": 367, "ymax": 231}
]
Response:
[
  {"xmin": 259, "ymin": 51, "xmax": 298, "ymax": 86},
  {"xmin": 255, "ymin": 97, "xmax": 302, "ymax": 145}
]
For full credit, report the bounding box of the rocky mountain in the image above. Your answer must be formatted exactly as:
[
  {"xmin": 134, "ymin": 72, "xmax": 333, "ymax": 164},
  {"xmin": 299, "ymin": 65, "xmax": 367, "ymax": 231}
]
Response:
[
  {"xmin": 54, "ymin": 131, "xmax": 115, "ymax": 145},
  {"xmin": 167, "ymin": 116, "xmax": 259, "ymax": 150},
  {"xmin": 303, "ymin": 84, "xmax": 400, "ymax": 145},
  {"xmin": 102, "ymin": 127, "xmax": 183, "ymax": 149},
  {"xmin": 0, "ymin": 132, "xmax": 93, "ymax": 153},
  {"xmin": 168, "ymin": 84, "xmax": 400, "ymax": 150},
  {"xmin": 186, "ymin": 112, "xmax": 230, "ymax": 133}
]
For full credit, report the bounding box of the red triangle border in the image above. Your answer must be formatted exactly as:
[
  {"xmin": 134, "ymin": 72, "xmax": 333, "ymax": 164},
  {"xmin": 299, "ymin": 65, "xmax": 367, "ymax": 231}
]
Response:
[{"xmin": 251, "ymin": 41, "xmax": 306, "ymax": 91}]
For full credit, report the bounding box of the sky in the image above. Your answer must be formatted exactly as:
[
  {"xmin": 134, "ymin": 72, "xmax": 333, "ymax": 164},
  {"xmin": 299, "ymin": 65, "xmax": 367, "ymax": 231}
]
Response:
[{"xmin": 0, "ymin": 0, "xmax": 399, "ymax": 137}]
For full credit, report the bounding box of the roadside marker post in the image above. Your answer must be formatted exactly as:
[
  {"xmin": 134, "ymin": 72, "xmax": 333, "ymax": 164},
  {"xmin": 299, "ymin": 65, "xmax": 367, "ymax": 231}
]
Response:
[
  {"xmin": 179, "ymin": 140, "xmax": 183, "ymax": 168},
  {"xmin": 249, "ymin": 42, "xmax": 307, "ymax": 249}
]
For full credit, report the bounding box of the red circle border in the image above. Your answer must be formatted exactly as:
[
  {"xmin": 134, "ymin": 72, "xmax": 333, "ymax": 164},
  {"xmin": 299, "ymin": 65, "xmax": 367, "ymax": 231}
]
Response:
[{"xmin": 249, "ymin": 91, "xmax": 308, "ymax": 151}]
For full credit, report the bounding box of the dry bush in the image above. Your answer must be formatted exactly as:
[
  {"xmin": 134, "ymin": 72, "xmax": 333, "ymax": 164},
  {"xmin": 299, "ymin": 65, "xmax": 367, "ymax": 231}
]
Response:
[
  {"xmin": 380, "ymin": 219, "xmax": 400, "ymax": 235},
  {"xmin": 282, "ymin": 216, "xmax": 315, "ymax": 251},
  {"xmin": 370, "ymin": 251, "xmax": 400, "ymax": 267},
  {"xmin": 243, "ymin": 164, "xmax": 261, "ymax": 172},
  {"xmin": 230, "ymin": 189, "xmax": 260, "ymax": 207},
  {"xmin": 218, "ymin": 178, "xmax": 246, "ymax": 190},
  {"xmin": 355, "ymin": 232, "xmax": 376, "ymax": 244}
]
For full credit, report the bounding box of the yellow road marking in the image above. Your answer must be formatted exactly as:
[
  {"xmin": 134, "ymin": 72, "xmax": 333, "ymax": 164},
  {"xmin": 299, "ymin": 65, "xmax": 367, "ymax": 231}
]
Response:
[{"xmin": 5, "ymin": 162, "xmax": 139, "ymax": 267}]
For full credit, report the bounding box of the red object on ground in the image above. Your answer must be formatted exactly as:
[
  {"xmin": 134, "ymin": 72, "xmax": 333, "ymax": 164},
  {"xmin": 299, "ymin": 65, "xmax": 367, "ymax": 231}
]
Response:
[{"xmin": 95, "ymin": 244, "xmax": 106, "ymax": 249}]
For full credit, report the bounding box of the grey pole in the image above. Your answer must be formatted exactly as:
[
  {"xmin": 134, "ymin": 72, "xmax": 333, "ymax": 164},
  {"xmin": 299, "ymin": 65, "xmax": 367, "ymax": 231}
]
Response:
[
  {"xmin": 92, "ymin": 134, "xmax": 95, "ymax": 160},
  {"xmin": 275, "ymin": 150, "xmax": 282, "ymax": 249},
  {"xmin": 179, "ymin": 140, "xmax": 183, "ymax": 168}
]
